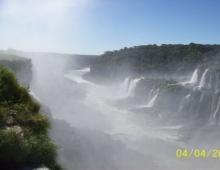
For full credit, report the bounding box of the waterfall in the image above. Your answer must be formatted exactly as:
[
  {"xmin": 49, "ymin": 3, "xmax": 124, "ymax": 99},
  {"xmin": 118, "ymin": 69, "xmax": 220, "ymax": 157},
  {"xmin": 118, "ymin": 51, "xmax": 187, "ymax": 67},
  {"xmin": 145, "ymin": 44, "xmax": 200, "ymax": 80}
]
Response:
[
  {"xmin": 120, "ymin": 77, "xmax": 130, "ymax": 94},
  {"xmin": 178, "ymin": 94, "xmax": 190, "ymax": 114},
  {"xmin": 197, "ymin": 92, "xmax": 204, "ymax": 116},
  {"xmin": 207, "ymin": 75, "xmax": 212, "ymax": 89},
  {"xmin": 199, "ymin": 68, "xmax": 209, "ymax": 88},
  {"xmin": 120, "ymin": 77, "xmax": 142, "ymax": 97},
  {"xmin": 185, "ymin": 94, "xmax": 190, "ymax": 100},
  {"xmin": 210, "ymin": 89, "xmax": 220, "ymax": 120},
  {"xmin": 215, "ymin": 73, "xmax": 219, "ymax": 90},
  {"xmin": 189, "ymin": 68, "xmax": 198, "ymax": 84},
  {"xmin": 181, "ymin": 68, "xmax": 198, "ymax": 85},
  {"xmin": 211, "ymin": 96, "xmax": 220, "ymax": 125},
  {"xmin": 146, "ymin": 89, "xmax": 159, "ymax": 107},
  {"xmin": 29, "ymin": 90, "xmax": 41, "ymax": 102},
  {"xmin": 147, "ymin": 85, "xmax": 155, "ymax": 102},
  {"xmin": 127, "ymin": 78, "xmax": 142, "ymax": 96}
]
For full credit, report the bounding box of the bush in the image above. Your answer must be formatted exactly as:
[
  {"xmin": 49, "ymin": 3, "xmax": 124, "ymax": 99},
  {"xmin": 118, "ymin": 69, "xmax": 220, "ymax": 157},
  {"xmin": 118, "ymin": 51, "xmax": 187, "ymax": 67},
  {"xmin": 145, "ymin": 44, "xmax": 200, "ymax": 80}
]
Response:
[
  {"xmin": 0, "ymin": 130, "xmax": 26, "ymax": 164},
  {"xmin": 15, "ymin": 113, "xmax": 50, "ymax": 134}
]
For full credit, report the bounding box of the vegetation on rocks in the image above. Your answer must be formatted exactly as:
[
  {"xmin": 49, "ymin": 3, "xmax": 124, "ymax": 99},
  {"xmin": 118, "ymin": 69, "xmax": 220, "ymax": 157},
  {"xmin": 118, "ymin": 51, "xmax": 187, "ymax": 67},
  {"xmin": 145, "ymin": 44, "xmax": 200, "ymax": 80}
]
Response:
[{"xmin": 0, "ymin": 67, "xmax": 63, "ymax": 170}]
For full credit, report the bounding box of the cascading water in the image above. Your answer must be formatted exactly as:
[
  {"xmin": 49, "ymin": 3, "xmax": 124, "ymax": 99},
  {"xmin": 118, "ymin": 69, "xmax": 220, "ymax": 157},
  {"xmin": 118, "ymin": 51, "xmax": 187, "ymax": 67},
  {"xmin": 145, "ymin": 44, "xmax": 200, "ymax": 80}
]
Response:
[
  {"xmin": 178, "ymin": 94, "xmax": 190, "ymax": 114},
  {"xmin": 147, "ymin": 85, "xmax": 155, "ymax": 102},
  {"xmin": 210, "ymin": 95, "xmax": 220, "ymax": 125},
  {"xmin": 210, "ymin": 89, "xmax": 220, "ymax": 120},
  {"xmin": 208, "ymin": 75, "xmax": 212, "ymax": 89},
  {"xmin": 181, "ymin": 68, "xmax": 198, "ymax": 85},
  {"xmin": 188, "ymin": 68, "xmax": 198, "ymax": 84},
  {"xmin": 127, "ymin": 78, "xmax": 142, "ymax": 96},
  {"xmin": 120, "ymin": 77, "xmax": 130, "ymax": 94},
  {"xmin": 146, "ymin": 89, "xmax": 159, "ymax": 107},
  {"xmin": 120, "ymin": 77, "xmax": 142, "ymax": 97},
  {"xmin": 199, "ymin": 68, "xmax": 209, "ymax": 88},
  {"xmin": 29, "ymin": 90, "xmax": 41, "ymax": 102},
  {"xmin": 216, "ymin": 73, "xmax": 219, "ymax": 90},
  {"xmin": 197, "ymin": 92, "xmax": 204, "ymax": 116}
]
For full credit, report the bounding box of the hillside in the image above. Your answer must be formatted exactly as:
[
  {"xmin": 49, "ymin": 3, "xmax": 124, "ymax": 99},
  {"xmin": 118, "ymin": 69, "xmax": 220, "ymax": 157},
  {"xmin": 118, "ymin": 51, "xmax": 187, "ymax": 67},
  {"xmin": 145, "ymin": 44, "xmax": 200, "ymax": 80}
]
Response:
[{"xmin": 87, "ymin": 43, "xmax": 220, "ymax": 82}]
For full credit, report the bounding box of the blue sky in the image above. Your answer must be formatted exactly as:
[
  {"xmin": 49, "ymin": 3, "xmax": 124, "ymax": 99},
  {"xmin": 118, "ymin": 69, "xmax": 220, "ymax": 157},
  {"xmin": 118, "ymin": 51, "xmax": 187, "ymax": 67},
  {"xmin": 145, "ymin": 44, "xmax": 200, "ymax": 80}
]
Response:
[{"xmin": 0, "ymin": 0, "xmax": 220, "ymax": 54}]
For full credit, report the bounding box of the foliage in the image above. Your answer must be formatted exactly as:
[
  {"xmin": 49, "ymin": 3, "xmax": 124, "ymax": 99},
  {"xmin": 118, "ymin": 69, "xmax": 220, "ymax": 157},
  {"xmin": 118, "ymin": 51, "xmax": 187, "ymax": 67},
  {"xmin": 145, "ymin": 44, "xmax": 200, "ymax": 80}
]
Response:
[
  {"xmin": 90, "ymin": 43, "xmax": 220, "ymax": 78},
  {"xmin": 0, "ymin": 67, "xmax": 63, "ymax": 170}
]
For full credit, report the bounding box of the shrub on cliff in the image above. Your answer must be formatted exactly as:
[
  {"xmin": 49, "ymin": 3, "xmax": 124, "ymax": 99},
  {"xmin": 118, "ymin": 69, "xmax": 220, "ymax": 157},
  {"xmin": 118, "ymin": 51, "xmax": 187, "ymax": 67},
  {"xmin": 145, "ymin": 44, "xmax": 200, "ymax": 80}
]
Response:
[{"xmin": 0, "ymin": 67, "xmax": 63, "ymax": 170}]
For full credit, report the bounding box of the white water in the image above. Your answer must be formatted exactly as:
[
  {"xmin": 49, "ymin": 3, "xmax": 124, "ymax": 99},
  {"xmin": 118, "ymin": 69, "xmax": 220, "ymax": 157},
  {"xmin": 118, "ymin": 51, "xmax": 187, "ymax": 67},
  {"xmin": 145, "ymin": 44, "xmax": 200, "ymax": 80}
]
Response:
[
  {"xmin": 29, "ymin": 90, "xmax": 41, "ymax": 102},
  {"xmin": 199, "ymin": 68, "xmax": 209, "ymax": 88},
  {"xmin": 178, "ymin": 94, "xmax": 190, "ymax": 114},
  {"xmin": 147, "ymin": 89, "xmax": 159, "ymax": 107},
  {"xmin": 30, "ymin": 64, "xmax": 213, "ymax": 169},
  {"xmin": 210, "ymin": 95, "xmax": 220, "ymax": 124},
  {"xmin": 197, "ymin": 93, "xmax": 204, "ymax": 116},
  {"xmin": 120, "ymin": 77, "xmax": 130, "ymax": 94},
  {"xmin": 64, "ymin": 67, "xmax": 91, "ymax": 84},
  {"xmin": 120, "ymin": 77, "xmax": 142, "ymax": 97},
  {"xmin": 61, "ymin": 70, "xmax": 181, "ymax": 142},
  {"xmin": 147, "ymin": 93, "xmax": 158, "ymax": 107},
  {"xmin": 147, "ymin": 85, "xmax": 155, "ymax": 102},
  {"xmin": 216, "ymin": 73, "xmax": 219, "ymax": 90},
  {"xmin": 208, "ymin": 75, "xmax": 212, "ymax": 89},
  {"xmin": 138, "ymin": 89, "xmax": 159, "ymax": 108},
  {"xmin": 181, "ymin": 68, "xmax": 198, "ymax": 85},
  {"xmin": 188, "ymin": 68, "xmax": 198, "ymax": 84},
  {"xmin": 127, "ymin": 78, "xmax": 142, "ymax": 96},
  {"xmin": 209, "ymin": 90, "xmax": 219, "ymax": 123},
  {"xmin": 185, "ymin": 94, "xmax": 190, "ymax": 100}
]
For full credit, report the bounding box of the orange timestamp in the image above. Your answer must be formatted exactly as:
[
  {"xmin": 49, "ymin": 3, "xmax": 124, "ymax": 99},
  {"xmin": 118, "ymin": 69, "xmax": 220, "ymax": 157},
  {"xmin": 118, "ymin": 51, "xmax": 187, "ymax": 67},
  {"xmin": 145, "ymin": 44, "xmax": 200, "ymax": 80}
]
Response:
[{"xmin": 176, "ymin": 149, "xmax": 220, "ymax": 158}]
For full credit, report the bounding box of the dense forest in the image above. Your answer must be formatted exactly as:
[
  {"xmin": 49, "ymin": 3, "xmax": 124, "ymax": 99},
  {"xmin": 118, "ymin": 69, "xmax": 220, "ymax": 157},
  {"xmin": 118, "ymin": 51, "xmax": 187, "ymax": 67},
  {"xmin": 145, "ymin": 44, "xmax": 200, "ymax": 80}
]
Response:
[{"xmin": 88, "ymin": 43, "xmax": 220, "ymax": 81}]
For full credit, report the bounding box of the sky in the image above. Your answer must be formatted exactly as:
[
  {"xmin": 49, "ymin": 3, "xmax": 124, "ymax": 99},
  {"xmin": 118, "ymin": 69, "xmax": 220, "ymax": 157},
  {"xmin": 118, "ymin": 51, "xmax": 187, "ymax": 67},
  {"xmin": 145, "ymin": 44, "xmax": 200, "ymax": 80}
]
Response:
[{"xmin": 0, "ymin": 0, "xmax": 220, "ymax": 55}]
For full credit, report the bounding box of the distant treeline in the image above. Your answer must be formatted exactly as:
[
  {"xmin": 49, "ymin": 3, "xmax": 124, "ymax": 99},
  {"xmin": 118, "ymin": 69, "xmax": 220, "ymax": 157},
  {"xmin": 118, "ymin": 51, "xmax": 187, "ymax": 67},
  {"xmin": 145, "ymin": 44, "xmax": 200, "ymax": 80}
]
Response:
[
  {"xmin": 89, "ymin": 43, "xmax": 220, "ymax": 79},
  {"xmin": 0, "ymin": 48, "xmax": 99, "ymax": 70},
  {"xmin": 65, "ymin": 54, "xmax": 99, "ymax": 70}
]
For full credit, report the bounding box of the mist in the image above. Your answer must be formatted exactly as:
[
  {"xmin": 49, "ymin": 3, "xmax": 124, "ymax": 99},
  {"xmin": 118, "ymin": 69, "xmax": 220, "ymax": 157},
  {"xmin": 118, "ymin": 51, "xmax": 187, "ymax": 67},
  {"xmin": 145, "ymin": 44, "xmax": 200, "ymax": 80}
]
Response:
[
  {"xmin": 1, "ymin": 1, "xmax": 220, "ymax": 170},
  {"xmin": 0, "ymin": 47, "xmax": 216, "ymax": 170}
]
